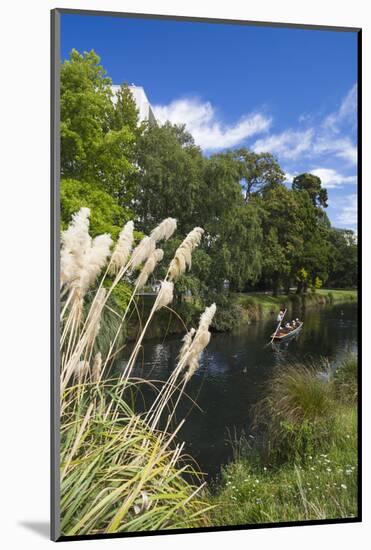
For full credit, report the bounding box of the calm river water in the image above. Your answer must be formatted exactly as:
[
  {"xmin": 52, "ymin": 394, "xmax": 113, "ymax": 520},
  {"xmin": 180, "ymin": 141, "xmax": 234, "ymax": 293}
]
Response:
[{"xmin": 119, "ymin": 302, "xmax": 357, "ymax": 479}]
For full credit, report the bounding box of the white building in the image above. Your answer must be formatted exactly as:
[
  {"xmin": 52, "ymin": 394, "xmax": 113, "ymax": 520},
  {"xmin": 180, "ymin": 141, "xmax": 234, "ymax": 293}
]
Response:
[{"xmin": 111, "ymin": 84, "xmax": 156, "ymax": 124}]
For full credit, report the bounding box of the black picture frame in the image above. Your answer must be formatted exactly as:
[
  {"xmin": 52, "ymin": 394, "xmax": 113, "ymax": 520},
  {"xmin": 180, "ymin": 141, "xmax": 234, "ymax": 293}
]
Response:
[{"xmin": 51, "ymin": 8, "xmax": 362, "ymax": 542}]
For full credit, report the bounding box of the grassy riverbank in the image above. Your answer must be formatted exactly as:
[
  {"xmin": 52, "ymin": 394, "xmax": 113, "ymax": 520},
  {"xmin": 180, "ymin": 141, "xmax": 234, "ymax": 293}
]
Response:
[
  {"xmin": 207, "ymin": 354, "xmax": 358, "ymax": 524},
  {"xmin": 127, "ymin": 288, "xmax": 357, "ymax": 340},
  {"xmin": 235, "ymin": 289, "xmax": 357, "ymax": 323}
]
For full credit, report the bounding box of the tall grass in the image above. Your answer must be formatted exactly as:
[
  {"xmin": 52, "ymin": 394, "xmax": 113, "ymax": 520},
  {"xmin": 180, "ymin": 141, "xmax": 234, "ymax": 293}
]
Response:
[
  {"xmin": 253, "ymin": 362, "xmax": 336, "ymax": 463},
  {"xmin": 59, "ymin": 209, "xmax": 215, "ymax": 535},
  {"xmin": 208, "ymin": 354, "xmax": 358, "ymax": 525},
  {"xmin": 61, "ymin": 381, "xmax": 211, "ymax": 535}
]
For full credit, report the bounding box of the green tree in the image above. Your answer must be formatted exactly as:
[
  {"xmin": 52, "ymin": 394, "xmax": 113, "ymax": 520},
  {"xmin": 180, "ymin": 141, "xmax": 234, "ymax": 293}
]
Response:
[
  {"xmin": 292, "ymin": 173, "xmax": 328, "ymax": 208},
  {"xmin": 327, "ymin": 228, "xmax": 358, "ymax": 288},
  {"xmin": 61, "ymin": 178, "xmax": 126, "ymax": 238},
  {"xmin": 110, "ymin": 83, "xmax": 140, "ymax": 133},
  {"xmin": 61, "ymin": 50, "xmax": 139, "ymax": 203},
  {"xmin": 134, "ymin": 123, "xmax": 204, "ymax": 234},
  {"xmin": 257, "ymin": 185, "xmax": 306, "ymax": 295},
  {"xmin": 228, "ymin": 149, "xmax": 286, "ymax": 201}
]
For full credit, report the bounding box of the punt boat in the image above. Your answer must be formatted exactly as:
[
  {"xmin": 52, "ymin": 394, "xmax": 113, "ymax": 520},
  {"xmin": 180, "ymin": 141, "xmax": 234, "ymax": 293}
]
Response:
[{"xmin": 271, "ymin": 321, "xmax": 303, "ymax": 341}]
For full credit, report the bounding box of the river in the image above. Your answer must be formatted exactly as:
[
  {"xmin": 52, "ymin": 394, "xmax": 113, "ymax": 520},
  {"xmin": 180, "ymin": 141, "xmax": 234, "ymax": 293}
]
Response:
[{"xmin": 118, "ymin": 301, "xmax": 357, "ymax": 480}]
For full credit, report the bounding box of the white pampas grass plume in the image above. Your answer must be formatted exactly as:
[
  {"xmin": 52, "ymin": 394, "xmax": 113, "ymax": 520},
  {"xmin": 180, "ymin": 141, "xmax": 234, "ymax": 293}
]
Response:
[
  {"xmin": 178, "ymin": 328, "xmax": 196, "ymax": 364},
  {"xmin": 136, "ymin": 249, "xmax": 164, "ymax": 289},
  {"xmin": 92, "ymin": 352, "xmax": 102, "ymax": 382},
  {"xmin": 155, "ymin": 281, "xmax": 174, "ymax": 311},
  {"xmin": 60, "ymin": 207, "xmax": 112, "ymax": 297},
  {"xmin": 79, "ymin": 234, "xmax": 112, "ymax": 294},
  {"xmin": 86, "ymin": 287, "xmax": 107, "ymax": 346},
  {"xmin": 61, "ymin": 207, "xmax": 91, "ymax": 287},
  {"xmin": 109, "ymin": 220, "xmax": 134, "ymax": 274},
  {"xmin": 130, "ymin": 236, "xmax": 156, "ymax": 271},
  {"xmin": 168, "ymin": 227, "xmax": 204, "ymax": 281},
  {"xmin": 150, "ymin": 218, "xmax": 177, "ymax": 243},
  {"xmin": 75, "ymin": 360, "xmax": 90, "ymax": 384},
  {"xmin": 182, "ymin": 303, "xmax": 216, "ymax": 380},
  {"xmin": 198, "ymin": 302, "xmax": 217, "ymax": 331}
]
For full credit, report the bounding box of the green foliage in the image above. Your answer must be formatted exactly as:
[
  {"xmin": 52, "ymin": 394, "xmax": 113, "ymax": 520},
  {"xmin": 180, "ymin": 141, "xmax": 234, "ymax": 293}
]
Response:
[
  {"xmin": 210, "ymin": 294, "xmax": 244, "ymax": 332},
  {"xmin": 254, "ymin": 363, "xmax": 337, "ymax": 463},
  {"xmin": 61, "ymin": 381, "xmax": 211, "ymax": 535},
  {"xmin": 207, "ymin": 354, "xmax": 358, "ymax": 525},
  {"xmin": 61, "ymin": 178, "xmax": 126, "ymax": 238},
  {"xmin": 314, "ymin": 276, "xmax": 323, "ymax": 290},
  {"xmin": 208, "ymin": 439, "xmax": 357, "ymax": 524},
  {"xmin": 227, "ymin": 148, "xmax": 285, "ymax": 200},
  {"xmin": 61, "ymin": 50, "xmax": 140, "ymax": 203},
  {"xmin": 134, "ymin": 123, "xmax": 204, "ymax": 234},
  {"xmin": 109, "ymin": 83, "xmax": 140, "ymax": 133},
  {"xmin": 60, "ymin": 48, "xmax": 357, "ymax": 320},
  {"xmin": 328, "ymin": 228, "xmax": 358, "ymax": 288},
  {"xmin": 333, "ymin": 354, "xmax": 358, "ymax": 404},
  {"xmin": 293, "ymin": 172, "xmax": 328, "ymax": 208}
]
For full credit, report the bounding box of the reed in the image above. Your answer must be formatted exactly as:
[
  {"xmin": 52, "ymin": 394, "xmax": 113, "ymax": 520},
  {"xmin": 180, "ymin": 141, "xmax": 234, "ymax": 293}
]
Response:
[{"xmin": 59, "ymin": 209, "xmax": 215, "ymax": 535}]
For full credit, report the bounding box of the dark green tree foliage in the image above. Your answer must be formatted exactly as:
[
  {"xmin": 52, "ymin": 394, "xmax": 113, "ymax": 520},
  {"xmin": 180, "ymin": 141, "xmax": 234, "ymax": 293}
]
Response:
[
  {"xmin": 257, "ymin": 185, "xmax": 306, "ymax": 294},
  {"xmin": 134, "ymin": 126, "xmax": 263, "ymax": 294},
  {"xmin": 134, "ymin": 123, "xmax": 204, "ymax": 234},
  {"xmin": 228, "ymin": 149, "xmax": 286, "ymax": 201},
  {"xmin": 328, "ymin": 229, "xmax": 358, "ymax": 288},
  {"xmin": 292, "ymin": 173, "xmax": 329, "ymax": 208}
]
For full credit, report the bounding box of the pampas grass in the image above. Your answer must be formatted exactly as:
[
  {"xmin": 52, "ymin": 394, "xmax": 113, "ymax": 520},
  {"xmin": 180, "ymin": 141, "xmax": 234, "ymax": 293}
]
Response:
[
  {"xmin": 155, "ymin": 280, "xmax": 174, "ymax": 311},
  {"xmin": 109, "ymin": 220, "xmax": 134, "ymax": 275},
  {"xmin": 182, "ymin": 303, "xmax": 216, "ymax": 380},
  {"xmin": 61, "ymin": 207, "xmax": 91, "ymax": 287},
  {"xmin": 59, "ymin": 209, "xmax": 213, "ymax": 535},
  {"xmin": 150, "ymin": 217, "xmax": 177, "ymax": 242},
  {"xmin": 130, "ymin": 236, "xmax": 156, "ymax": 270},
  {"xmin": 168, "ymin": 227, "xmax": 204, "ymax": 281},
  {"xmin": 136, "ymin": 248, "xmax": 164, "ymax": 289}
]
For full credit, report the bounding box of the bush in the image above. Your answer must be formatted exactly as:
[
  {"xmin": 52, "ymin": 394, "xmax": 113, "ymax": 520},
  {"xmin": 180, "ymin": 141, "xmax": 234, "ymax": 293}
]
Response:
[
  {"xmin": 211, "ymin": 295, "xmax": 244, "ymax": 331},
  {"xmin": 254, "ymin": 363, "xmax": 336, "ymax": 463}
]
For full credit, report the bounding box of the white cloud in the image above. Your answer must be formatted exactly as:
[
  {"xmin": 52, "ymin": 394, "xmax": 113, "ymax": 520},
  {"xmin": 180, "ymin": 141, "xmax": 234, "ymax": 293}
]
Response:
[
  {"xmin": 252, "ymin": 85, "xmax": 357, "ymax": 166},
  {"xmin": 284, "ymin": 171, "xmax": 298, "ymax": 183},
  {"xmin": 253, "ymin": 129, "xmax": 314, "ymax": 160},
  {"xmin": 333, "ymin": 194, "xmax": 357, "ymax": 229},
  {"xmin": 322, "ymin": 84, "xmax": 357, "ymax": 133},
  {"xmin": 310, "ymin": 168, "xmax": 356, "ymax": 188},
  {"xmin": 153, "ymin": 98, "xmax": 271, "ymax": 151},
  {"xmin": 313, "ymin": 136, "xmax": 357, "ymax": 165}
]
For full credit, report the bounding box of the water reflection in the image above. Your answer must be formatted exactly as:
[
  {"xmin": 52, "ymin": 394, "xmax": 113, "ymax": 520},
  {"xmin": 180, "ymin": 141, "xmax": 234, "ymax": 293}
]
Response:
[{"xmin": 118, "ymin": 302, "xmax": 357, "ymax": 479}]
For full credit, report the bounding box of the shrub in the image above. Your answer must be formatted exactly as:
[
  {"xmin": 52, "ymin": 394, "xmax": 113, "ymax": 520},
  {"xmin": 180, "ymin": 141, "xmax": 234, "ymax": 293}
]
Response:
[
  {"xmin": 254, "ymin": 363, "xmax": 336, "ymax": 463},
  {"xmin": 212, "ymin": 295, "xmax": 244, "ymax": 331}
]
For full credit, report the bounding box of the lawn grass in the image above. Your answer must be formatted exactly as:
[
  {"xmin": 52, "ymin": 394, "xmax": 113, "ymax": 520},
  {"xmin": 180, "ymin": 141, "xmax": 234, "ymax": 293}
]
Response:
[
  {"xmin": 234, "ymin": 289, "xmax": 357, "ymax": 322},
  {"xmin": 208, "ymin": 438, "xmax": 357, "ymax": 525}
]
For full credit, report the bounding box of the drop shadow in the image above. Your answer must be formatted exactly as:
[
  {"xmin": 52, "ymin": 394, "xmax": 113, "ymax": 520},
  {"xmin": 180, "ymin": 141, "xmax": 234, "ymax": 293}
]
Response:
[{"xmin": 18, "ymin": 521, "xmax": 50, "ymax": 539}]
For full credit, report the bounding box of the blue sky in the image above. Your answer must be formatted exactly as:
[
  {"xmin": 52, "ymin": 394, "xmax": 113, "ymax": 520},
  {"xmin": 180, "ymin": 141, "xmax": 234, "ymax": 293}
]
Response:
[{"xmin": 61, "ymin": 13, "xmax": 358, "ymax": 231}]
